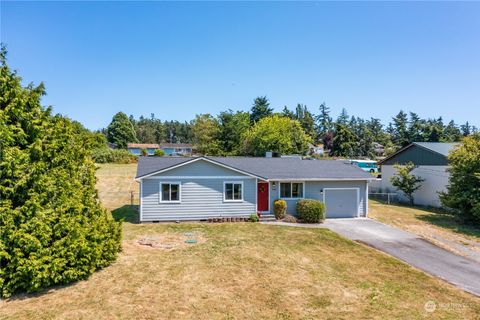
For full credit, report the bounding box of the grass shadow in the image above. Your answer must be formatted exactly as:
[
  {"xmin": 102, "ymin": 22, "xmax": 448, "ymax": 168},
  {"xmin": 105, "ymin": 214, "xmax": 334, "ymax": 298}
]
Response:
[
  {"xmin": 416, "ymin": 213, "xmax": 480, "ymax": 239},
  {"xmin": 112, "ymin": 205, "xmax": 139, "ymax": 224}
]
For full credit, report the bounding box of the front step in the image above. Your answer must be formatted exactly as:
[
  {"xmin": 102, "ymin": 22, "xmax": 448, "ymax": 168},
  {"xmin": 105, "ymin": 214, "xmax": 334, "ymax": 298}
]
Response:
[{"xmin": 259, "ymin": 214, "xmax": 276, "ymax": 222}]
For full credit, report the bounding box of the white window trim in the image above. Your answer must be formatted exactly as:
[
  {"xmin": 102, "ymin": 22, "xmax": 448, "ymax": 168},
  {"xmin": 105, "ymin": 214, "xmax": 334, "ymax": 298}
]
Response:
[
  {"xmin": 159, "ymin": 181, "xmax": 182, "ymax": 203},
  {"xmin": 278, "ymin": 181, "xmax": 305, "ymax": 200},
  {"xmin": 223, "ymin": 181, "xmax": 244, "ymax": 202}
]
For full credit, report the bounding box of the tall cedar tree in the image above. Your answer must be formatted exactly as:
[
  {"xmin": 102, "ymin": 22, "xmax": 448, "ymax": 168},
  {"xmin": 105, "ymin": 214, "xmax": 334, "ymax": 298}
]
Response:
[
  {"xmin": 250, "ymin": 96, "xmax": 273, "ymax": 124},
  {"xmin": 331, "ymin": 123, "xmax": 356, "ymax": 157},
  {"xmin": 217, "ymin": 110, "xmax": 250, "ymax": 155},
  {"xmin": 440, "ymin": 134, "xmax": 480, "ymax": 224},
  {"xmin": 0, "ymin": 48, "xmax": 122, "ymax": 297},
  {"xmin": 316, "ymin": 103, "xmax": 333, "ymax": 138},
  {"xmin": 107, "ymin": 112, "xmax": 137, "ymax": 149}
]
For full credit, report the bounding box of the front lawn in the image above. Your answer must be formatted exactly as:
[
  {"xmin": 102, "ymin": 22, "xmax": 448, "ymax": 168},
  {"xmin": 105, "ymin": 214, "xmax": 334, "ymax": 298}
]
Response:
[
  {"xmin": 1, "ymin": 164, "xmax": 479, "ymax": 319},
  {"xmin": 2, "ymin": 222, "xmax": 480, "ymax": 319}
]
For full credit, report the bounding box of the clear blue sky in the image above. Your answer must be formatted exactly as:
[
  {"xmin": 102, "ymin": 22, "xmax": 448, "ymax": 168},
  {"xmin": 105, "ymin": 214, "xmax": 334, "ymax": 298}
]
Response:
[{"xmin": 1, "ymin": 1, "xmax": 479, "ymax": 130}]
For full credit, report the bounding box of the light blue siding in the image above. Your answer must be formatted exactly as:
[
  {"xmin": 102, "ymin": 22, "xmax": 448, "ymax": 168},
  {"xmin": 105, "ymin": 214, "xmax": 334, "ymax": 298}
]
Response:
[
  {"xmin": 269, "ymin": 180, "xmax": 367, "ymax": 217},
  {"xmin": 140, "ymin": 159, "xmax": 256, "ymax": 221},
  {"xmin": 128, "ymin": 148, "xmax": 141, "ymax": 155},
  {"xmin": 162, "ymin": 148, "xmax": 175, "ymax": 155}
]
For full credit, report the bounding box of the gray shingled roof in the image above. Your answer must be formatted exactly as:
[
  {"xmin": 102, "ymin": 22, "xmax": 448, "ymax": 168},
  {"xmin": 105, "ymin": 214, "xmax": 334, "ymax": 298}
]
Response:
[
  {"xmin": 413, "ymin": 142, "xmax": 458, "ymax": 156},
  {"xmin": 136, "ymin": 156, "xmax": 374, "ymax": 180}
]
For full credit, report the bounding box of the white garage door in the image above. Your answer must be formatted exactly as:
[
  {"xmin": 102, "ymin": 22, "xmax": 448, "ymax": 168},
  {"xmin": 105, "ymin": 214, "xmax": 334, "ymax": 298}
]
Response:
[{"xmin": 324, "ymin": 188, "xmax": 359, "ymax": 218}]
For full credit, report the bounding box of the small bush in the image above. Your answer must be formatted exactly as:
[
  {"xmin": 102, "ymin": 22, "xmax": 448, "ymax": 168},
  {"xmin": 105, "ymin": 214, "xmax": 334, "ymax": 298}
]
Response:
[
  {"xmin": 249, "ymin": 213, "xmax": 259, "ymax": 222},
  {"xmin": 91, "ymin": 148, "xmax": 137, "ymax": 164},
  {"xmin": 274, "ymin": 199, "xmax": 287, "ymax": 220},
  {"xmin": 296, "ymin": 199, "xmax": 325, "ymax": 223},
  {"xmin": 140, "ymin": 148, "xmax": 148, "ymax": 156},
  {"xmin": 153, "ymin": 149, "xmax": 165, "ymax": 156}
]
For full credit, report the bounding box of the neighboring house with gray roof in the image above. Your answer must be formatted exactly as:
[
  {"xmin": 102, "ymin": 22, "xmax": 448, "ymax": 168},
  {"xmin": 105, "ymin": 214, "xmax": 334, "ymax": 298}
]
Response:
[
  {"xmin": 378, "ymin": 142, "xmax": 459, "ymax": 207},
  {"xmin": 135, "ymin": 156, "xmax": 375, "ymax": 222}
]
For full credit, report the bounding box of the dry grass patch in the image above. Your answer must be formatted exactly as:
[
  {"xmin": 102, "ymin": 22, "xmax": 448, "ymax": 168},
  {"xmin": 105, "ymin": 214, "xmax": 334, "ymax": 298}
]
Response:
[
  {"xmin": 369, "ymin": 200, "xmax": 480, "ymax": 260},
  {"xmin": 95, "ymin": 163, "xmax": 138, "ymax": 210},
  {"xmin": 134, "ymin": 231, "xmax": 206, "ymax": 250}
]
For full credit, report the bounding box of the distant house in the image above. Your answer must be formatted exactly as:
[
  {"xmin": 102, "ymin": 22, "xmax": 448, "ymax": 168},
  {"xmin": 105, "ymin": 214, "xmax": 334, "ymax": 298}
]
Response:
[
  {"xmin": 378, "ymin": 142, "xmax": 458, "ymax": 207},
  {"xmin": 135, "ymin": 156, "xmax": 374, "ymax": 222},
  {"xmin": 159, "ymin": 143, "xmax": 194, "ymax": 156},
  {"xmin": 127, "ymin": 143, "xmax": 160, "ymax": 156},
  {"xmin": 308, "ymin": 143, "xmax": 324, "ymax": 156},
  {"xmin": 373, "ymin": 142, "xmax": 385, "ymax": 156}
]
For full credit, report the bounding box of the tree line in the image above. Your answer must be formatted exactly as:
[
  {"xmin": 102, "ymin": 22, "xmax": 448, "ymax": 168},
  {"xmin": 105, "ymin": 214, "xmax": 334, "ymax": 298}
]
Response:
[{"xmin": 103, "ymin": 96, "xmax": 477, "ymax": 158}]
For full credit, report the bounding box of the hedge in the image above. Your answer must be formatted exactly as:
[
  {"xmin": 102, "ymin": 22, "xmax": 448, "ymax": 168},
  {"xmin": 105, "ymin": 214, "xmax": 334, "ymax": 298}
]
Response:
[
  {"xmin": 91, "ymin": 148, "xmax": 138, "ymax": 164},
  {"xmin": 296, "ymin": 199, "xmax": 325, "ymax": 223}
]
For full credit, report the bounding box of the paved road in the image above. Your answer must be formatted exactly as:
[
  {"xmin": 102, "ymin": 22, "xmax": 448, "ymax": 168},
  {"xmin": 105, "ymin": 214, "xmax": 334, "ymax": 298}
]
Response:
[{"xmin": 264, "ymin": 219, "xmax": 480, "ymax": 297}]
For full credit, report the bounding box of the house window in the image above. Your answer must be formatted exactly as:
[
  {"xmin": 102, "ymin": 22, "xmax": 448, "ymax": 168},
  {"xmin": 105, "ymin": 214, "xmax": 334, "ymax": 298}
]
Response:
[
  {"xmin": 224, "ymin": 182, "xmax": 243, "ymax": 201},
  {"xmin": 159, "ymin": 182, "xmax": 181, "ymax": 203},
  {"xmin": 280, "ymin": 182, "xmax": 304, "ymax": 199}
]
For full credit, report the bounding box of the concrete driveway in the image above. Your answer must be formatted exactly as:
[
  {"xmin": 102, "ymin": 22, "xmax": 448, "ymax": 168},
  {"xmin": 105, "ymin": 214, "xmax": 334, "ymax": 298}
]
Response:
[{"xmin": 265, "ymin": 219, "xmax": 480, "ymax": 296}]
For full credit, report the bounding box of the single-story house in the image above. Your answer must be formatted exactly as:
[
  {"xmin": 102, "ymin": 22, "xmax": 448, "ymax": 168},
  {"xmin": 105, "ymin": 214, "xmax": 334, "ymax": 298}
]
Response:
[
  {"xmin": 159, "ymin": 143, "xmax": 194, "ymax": 156},
  {"xmin": 127, "ymin": 143, "xmax": 160, "ymax": 156},
  {"xmin": 378, "ymin": 142, "xmax": 458, "ymax": 207},
  {"xmin": 135, "ymin": 156, "xmax": 375, "ymax": 222}
]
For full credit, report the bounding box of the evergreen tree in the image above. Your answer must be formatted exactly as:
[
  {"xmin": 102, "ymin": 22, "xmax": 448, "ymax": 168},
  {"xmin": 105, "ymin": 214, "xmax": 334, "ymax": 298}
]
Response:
[
  {"xmin": 332, "ymin": 123, "xmax": 356, "ymax": 157},
  {"xmin": 0, "ymin": 48, "xmax": 121, "ymax": 297},
  {"xmin": 408, "ymin": 112, "xmax": 425, "ymax": 143},
  {"xmin": 366, "ymin": 118, "xmax": 390, "ymax": 147},
  {"xmin": 315, "ymin": 103, "xmax": 333, "ymax": 137},
  {"xmin": 106, "ymin": 112, "xmax": 137, "ymax": 149},
  {"xmin": 460, "ymin": 121, "xmax": 472, "ymax": 136},
  {"xmin": 391, "ymin": 110, "xmax": 409, "ymax": 147},
  {"xmin": 250, "ymin": 96, "xmax": 273, "ymax": 124},
  {"xmin": 281, "ymin": 106, "xmax": 295, "ymax": 119},
  {"xmin": 336, "ymin": 108, "xmax": 349, "ymax": 125},
  {"xmin": 217, "ymin": 110, "xmax": 250, "ymax": 155},
  {"xmin": 424, "ymin": 117, "xmax": 444, "ymax": 142},
  {"xmin": 443, "ymin": 120, "xmax": 462, "ymax": 142},
  {"xmin": 295, "ymin": 104, "xmax": 316, "ymax": 140}
]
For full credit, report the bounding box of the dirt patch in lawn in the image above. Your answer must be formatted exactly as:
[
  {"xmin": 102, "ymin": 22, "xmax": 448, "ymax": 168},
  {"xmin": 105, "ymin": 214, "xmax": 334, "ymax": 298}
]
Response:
[{"xmin": 134, "ymin": 232, "xmax": 206, "ymax": 251}]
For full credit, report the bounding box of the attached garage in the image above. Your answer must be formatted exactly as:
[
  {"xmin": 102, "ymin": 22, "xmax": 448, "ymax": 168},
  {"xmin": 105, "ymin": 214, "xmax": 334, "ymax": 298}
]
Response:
[{"xmin": 323, "ymin": 188, "xmax": 359, "ymax": 218}]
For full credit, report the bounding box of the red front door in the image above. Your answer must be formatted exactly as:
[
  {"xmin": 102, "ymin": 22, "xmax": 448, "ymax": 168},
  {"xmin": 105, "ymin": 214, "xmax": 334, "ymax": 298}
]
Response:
[{"xmin": 257, "ymin": 182, "xmax": 269, "ymax": 212}]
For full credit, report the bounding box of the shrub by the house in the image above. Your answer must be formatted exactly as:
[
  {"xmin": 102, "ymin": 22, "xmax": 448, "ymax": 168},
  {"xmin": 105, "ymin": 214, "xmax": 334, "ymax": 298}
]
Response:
[
  {"xmin": 0, "ymin": 49, "xmax": 122, "ymax": 298},
  {"xmin": 153, "ymin": 149, "xmax": 165, "ymax": 156},
  {"xmin": 249, "ymin": 213, "xmax": 259, "ymax": 222},
  {"xmin": 91, "ymin": 148, "xmax": 138, "ymax": 164},
  {"xmin": 296, "ymin": 199, "xmax": 326, "ymax": 223},
  {"xmin": 274, "ymin": 199, "xmax": 287, "ymax": 219}
]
